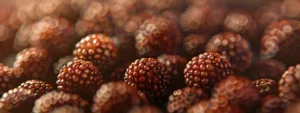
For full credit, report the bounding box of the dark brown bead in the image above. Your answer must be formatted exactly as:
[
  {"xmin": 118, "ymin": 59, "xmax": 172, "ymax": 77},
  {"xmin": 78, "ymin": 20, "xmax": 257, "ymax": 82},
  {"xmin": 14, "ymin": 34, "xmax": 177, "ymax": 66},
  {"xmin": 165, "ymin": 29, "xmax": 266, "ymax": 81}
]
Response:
[
  {"xmin": 212, "ymin": 76, "xmax": 259, "ymax": 111},
  {"xmin": 184, "ymin": 52, "xmax": 233, "ymax": 91},
  {"xmin": 0, "ymin": 88, "xmax": 37, "ymax": 113},
  {"xmin": 278, "ymin": 64, "xmax": 300, "ymax": 105},
  {"xmin": 109, "ymin": 62, "xmax": 131, "ymax": 81},
  {"xmin": 57, "ymin": 60, "xmax": 103, "ymax": 98},
  {"xmin": 29, "ymin": 17, "xmax": 79, "ymax": 57},
  {"xmin": 258, "ymin": 95, "xmax": 284, "ymax": 113},
  {"xmin": 32, "ymin": 91, "xmax": 89, "ymax": 113},
  {"xmin": 252, "ymin": 78, "xmax": 278, "ymax": 96},
  {"xmin": 157, "ymin": 54, "xmax": 187, "ymax": 91},
  {"xmin": 206, "ymin": 32, "xmax": 253, "ymax": 73},
  {"xmin": 167, "ymin": 87, "xmax": 209, "ymax": 113},
  {"xmin": 249, "ymin": 59, "xmax": 286, "ymax": 81},
  {"xmin": 183, "ymin": 34, "xmax": 210, "ymax": 58},
  {"xmin": 135, "ymin": 16, "xmax": 180, "ymax": 57},
  {"xmin": 50, "ymin": 105, "xmax": 84, "ymax": 113},
  {"xmin": 128, "ymin": 105, "xmax": 163, "ymax": 113},
  {"xmin": 125, "ymin": 58, "xmax": 171, "ymax": 102},
  {"xmin": 0, "ymin": 64, "xmax": 19, "ymax": 95},
  {"xmin": 92, "ymin": 81, "xmax": 148, "ymax": 113},
  {"xmin": 187, "ymin": 96, "xmax": 243, "ymax": 113},
  {"xmin": 73, "ymin": 33, "xmax": 118, "ymax": 70},
  {"xmin": 18, "ymin": 80, "xmax": 54, "ymax": 97},
  {"xmin": 13, "ymin": 47, "xmax": 54, "ymax": 82}
]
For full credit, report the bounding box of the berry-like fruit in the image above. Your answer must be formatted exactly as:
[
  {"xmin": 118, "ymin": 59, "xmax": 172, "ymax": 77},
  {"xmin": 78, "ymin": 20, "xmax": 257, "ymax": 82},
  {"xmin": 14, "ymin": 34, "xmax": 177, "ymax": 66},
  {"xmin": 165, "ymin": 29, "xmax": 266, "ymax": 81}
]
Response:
[
  {"xmin": 50, "ymin": 105, "xmax": 84, "ymax": 113},
  {"xmin": 0, "ymin": 88, "xmax": 37, "ymax": 113},
  {"xmin": 260, "ymin": 19, "xmax": 300, "ymax": 65},
  {"xmin": 184, "ymin": 52, "xmax": 233, "ymax": 91},
  {"xmin": 167, "ymin": 87, "xmax": 209, "ymax": 113},
  {"xmin": 13, "ymin": 47, "xmax": 54, "ymax": 82},
  {"xmin": 0, "ymin": 64, "xmax": 18, "ymax": 95},
  {"xmin": 125, "ymin": 58, "xmax": 171, "ymax": 102},
  {"xmin": 252, "ymin": 78, "xmax": 277, "ymax": 96},
  {"xmin": 157, "ymin": 54, "xmax": 187, "ymax": 91},
  {"xmin": 135, "ymin": 16, "xmax": 180, "ymax": 57},
  {"xmin": 18, "ymin": 80, "xmax": 54, "ymax": 97},
  {"xmin": 128, "ymin": 105, "xmax": 163, "ymax": 113},
  {"xmin": 258, "ymin": 95, "xmax": 284, "ymax": 113},
  {"xmin": 187, "ymin": 96, "xmax": 242, "ymax": 113},
  {"xmin": 212, "ymin": 76, "xmax": 259, "ymax": 111},
  {"xmin": 205, "ymin": 32, "xmax": 253, "ymax": 73},
  {"xmin": 249, "ymin": 59, "xmax": 286, "ymax": 81},
  {"xmin": 32, "ymin": 91, "xmax": 89, "ymax": 113},
  {"xmin": 73, "ymin": 33, "xmax": 118, "ymax": 70},
  {"xmin": 29, "ymin": 16, "xmax": 79, "ymax": 57},
  {"xmin": 109, "ymin": 62, "xmax": 131, "ymax": 81},
  {"xmin": 183, "ymin": 34, "xmax": 210, "ymax": 58},
  {"xmin": 92, "ymin": 81, "xmax": 148, "ymax": 113},
  {"xmin": 57, "ymin": 60, "xmax": 103, "ymax": 98},
  {"xmin": 278, "ymin": 64, "xmax": 300, "ymax": 105}
]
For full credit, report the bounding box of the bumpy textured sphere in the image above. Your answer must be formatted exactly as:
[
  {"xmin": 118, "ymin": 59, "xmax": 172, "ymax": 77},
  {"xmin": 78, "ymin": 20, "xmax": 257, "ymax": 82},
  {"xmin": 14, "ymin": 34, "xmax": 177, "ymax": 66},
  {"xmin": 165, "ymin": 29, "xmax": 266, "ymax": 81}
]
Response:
[
  {"xmin": 109, "ymin": 62, "xmax": 131, "ymax": 81},
  {"xmin": 128, "ymin": 105, "xmax": 163, "ymax": 113},
  {"xmin": 32, "ymin": 91, "xmax": 89, "ymax": 113},
  {"xmin": 212, "ymin": 76, "xmax": 259, "ymax": 111},
  {"xmin": 184, "ymin": 52, "xmax": 233, "ymax": 91},
  {"xmin": 92, "ymin": 81, "xmax": 148, "ymax": 113},
  {"xmin": 0, "ymin": 88, "xmax": 36, "ymax": 113},
  {"xmin": 259, "ymin": 95, "xmax": 284, "ymax": 113},
  {"xmin": 260, "ymin": 20, "xmax": 300, "ymax": 61},
  {"xmin": 187, "ymin": 96, "xmax": 242, "ymax": 113},
  {"xmin": 73, "ymin": 33, "xmax": 118, "ymax": 70},
  {"xmin": 29, "ymin": 16, "xmax": 79, "ymax": 57},
  {"xmin": 135, "ymin": 16, "xmax": 180, "ymax": 57},
  {"xmin": 183, "ymin": 34, "xmax": 210, "ymax": 58},
  {"xmin": 57, "ymin": 60, "xmax": 103, "ymax": 97},
  {"xmin": 18, "ymin": 80, "xmax": 54, "ymax": 97},
  {"xmin": 279, "ymin": 64, "xmax": 300, "ymax": 105},
  {"xmin": 205, "ymin": 32, "xmax": 253, "ymax": 73},
  {"xmin": 167, "ymin": 87, "xmax": 209, "ymax": 113},
  {"xmin": 249, "ymin": 59, "xmax": 286, "ymax": 81},
  {"xmin": 125, "ymin": 58, "xmax": 171, "ymax": 102},
  {"xmin": 0, "ymin": 64, "xmax": 18, "ymax": 95},
  {"xmin": 50, "ymin": 105, "xmax": 84, "ymax": 113},
  {"xmin": 252, "ymin": 78, "xmax": 278, "ymax": 96},
  {"xmin": 13, "ymin": 47, "xmax": 54, "ymax": 81}
]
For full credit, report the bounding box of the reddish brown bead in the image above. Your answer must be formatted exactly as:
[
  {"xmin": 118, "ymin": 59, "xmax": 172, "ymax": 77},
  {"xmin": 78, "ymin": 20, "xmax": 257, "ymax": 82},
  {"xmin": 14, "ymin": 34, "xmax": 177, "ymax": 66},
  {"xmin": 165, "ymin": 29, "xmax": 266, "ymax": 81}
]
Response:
[
  {"xmin": 13, "ymin": 47, "xmax": 54, "ymax": 82},
  {"xmin": 135, "ymin": 16, "xmax": 180, "ymax": 57},
  {"xmin": 29, "ymin": 16, "xmax": 79, "ymax": 57},
  {"xmin": 0, "ymin": 64, "xmax": 19, "ymax": 95},
  {"xmin": 109, "ymin": 62, "xmax": 131, "ymax": 81},
  {"xmin": 125, "ymin": 58, "xmax": 171, "ymax": 102},
  {"xmin": 18, "ymin": 80, "xmax": 54, "ymax": 97},
  {"xmin": 187, "ymin": 96, "xmax": 242, "ymax": 113},
  {"xmin": 0, "ymin": 88, "xmax": 37, "ymax": 113},
  {"xmin": 128, "ymin": 105, "xmax": 163, "ymax": 113},
  {"xmin": 278, "ymin": 64, "xmax": 300, "ymax": 105},
  {"xmin": 212, "ymin": 76, "xmax": 259, "ymax": 111},
  {"xmin": 184, "ymin": 52, "xmax": 233, "ymax": 91},
  {"xmin": 206, "ymin": 32, "xmax": 253, "ymax": 73},
  {"xmin": 73, "ymin": 33, "xmax": 118, "ymax": 70},
  {"xmin": 258, "ymin": 95, "xmax": 284, "ymax": 113},
  {"xmin": 183, "ymin": 34, "xmax": 210, "ymax": 58},
  {"xmin": 249, "ymin": 59, "xmax": 286, "ymax": 81},
  {"xmin": 92, "ymin": 81, "xmax": 148, "ymax": 113},
  {"xmin": 32, "ymin": 91, "xmax": 89, "ymax": 113},
  {"xmin": 167, "ymin": 87, "xmax": 209, "ymax": 113},
  {"xmin": 57, "ymin": 60, "xmax": 103, "ymax": 98},
  {"xmin": 252, "ymin": 78, "xmax": 278, "ymax": 96},
  {"xmin": 50, "ymin": 105, "xmax": 84, "ymax": 113}
]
